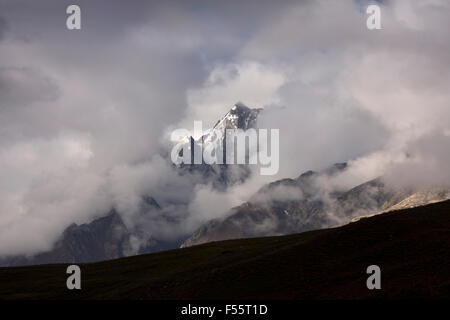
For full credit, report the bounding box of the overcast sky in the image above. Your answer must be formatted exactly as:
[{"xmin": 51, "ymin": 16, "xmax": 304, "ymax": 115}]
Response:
[{"xmin": 0, "ymin": 0, "xmax": 449, "ymax": 257}]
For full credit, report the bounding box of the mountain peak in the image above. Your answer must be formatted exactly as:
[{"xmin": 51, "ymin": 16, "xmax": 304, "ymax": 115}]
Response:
[
  {"xmin": 213, "ymin": 103, "xmax": 262, "ymax": 131},
  {"xmin": 231, "ymin": 102, "xmax": 251, "ymax": 112}
]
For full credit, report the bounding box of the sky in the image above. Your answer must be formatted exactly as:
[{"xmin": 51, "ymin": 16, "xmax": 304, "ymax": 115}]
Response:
[{"xmin": 0, "ymin": 0, "xmax": 449, "ymax": 257}]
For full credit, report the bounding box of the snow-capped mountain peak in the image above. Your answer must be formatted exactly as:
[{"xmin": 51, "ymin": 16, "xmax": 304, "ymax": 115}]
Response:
[
  {"xmin": 213, "ymin": 102, "xmax": 262, "ymax": 132},
  {"xmin": 200, "ymin": 102, "xmax": 262, "ymax": 148}
]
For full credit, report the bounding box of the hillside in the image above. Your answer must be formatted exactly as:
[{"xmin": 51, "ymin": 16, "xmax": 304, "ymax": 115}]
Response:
[{"xmin": 0, "ymin": 200, "xmax": 449, "ymax": 300}]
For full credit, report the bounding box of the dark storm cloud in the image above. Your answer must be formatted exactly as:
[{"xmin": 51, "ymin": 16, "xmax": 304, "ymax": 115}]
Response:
[
  {"xmin": 0, "ymin": 16, "xmax": 6, "ymax": 40},
  {"xmin": 0, "ymin": 67, "xmax": 58, "ymax": 107}
]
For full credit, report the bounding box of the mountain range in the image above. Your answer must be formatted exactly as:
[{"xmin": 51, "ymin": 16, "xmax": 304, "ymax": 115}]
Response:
[{"xmin": 1, "ymin": 103, "xmax": 449, "ymax": 267}]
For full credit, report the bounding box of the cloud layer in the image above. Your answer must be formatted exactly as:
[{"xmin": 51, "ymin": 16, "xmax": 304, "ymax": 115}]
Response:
[{"xmin": 0, "ymin": 0, "xmax": 449, "ymax": 256}]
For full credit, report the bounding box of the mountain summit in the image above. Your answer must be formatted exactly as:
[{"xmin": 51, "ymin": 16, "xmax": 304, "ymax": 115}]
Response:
[
  {"xmin": 178, "ymin": 103, "xmax": 262, "ymax": 189},
  {"xmin": 213, "ymin": 102, "xmax": 262, "ymax": 131}
]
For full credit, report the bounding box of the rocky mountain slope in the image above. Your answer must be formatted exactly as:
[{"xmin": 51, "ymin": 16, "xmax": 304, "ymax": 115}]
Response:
[
  {"xmin": 0, "ymin": 197, "xmax": 182, "ymax": 267},
  {"xmin": 181, "ymin": 165, "xmax": 421, "ymax": 247}
]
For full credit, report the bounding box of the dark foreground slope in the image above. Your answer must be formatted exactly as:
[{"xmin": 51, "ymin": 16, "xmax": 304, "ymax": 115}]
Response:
[{"xmin": 0, "ymin": 200, "xmax": 449, "ymax": 300}]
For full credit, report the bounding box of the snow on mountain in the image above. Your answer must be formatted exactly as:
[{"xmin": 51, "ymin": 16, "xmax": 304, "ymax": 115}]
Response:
[
  {"xmin": 176, "ymin": 103, "xmax": 262, "ymax": 189},
  {"xmin": 212, "ymin": 102, "xmax": 261, "ymax": 131}
]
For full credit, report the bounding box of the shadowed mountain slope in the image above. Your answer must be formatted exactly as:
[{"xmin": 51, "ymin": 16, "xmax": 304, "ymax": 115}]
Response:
[{"xmin": 0, "ymin": 197, "xmax": 181, "ymax": 267}]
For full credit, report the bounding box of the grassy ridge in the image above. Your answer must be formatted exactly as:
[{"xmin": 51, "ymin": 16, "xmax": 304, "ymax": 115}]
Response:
[{"xmin": 0, "ymin": 200, "xmax": 449, "ymax": 300}]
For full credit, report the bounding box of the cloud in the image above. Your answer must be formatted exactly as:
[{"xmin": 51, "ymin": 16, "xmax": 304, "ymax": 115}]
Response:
[
  {"xmin": 0, "ymin": 133, "xmax": 110, "ymax": 256},
  {"xmin": 0, "ymin": 16, "xmax": 6, "ymax": 41},
  {"xmin": 0, "ymin": 0, "xmax": 449, "ymax": 256},
  {"xmin": 385, "ymin": 130, "xmax": 450, "ymax": 188},
  {"xmin": 0, "ymin": 67, "xmax": 60, "ymax": 145}
]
